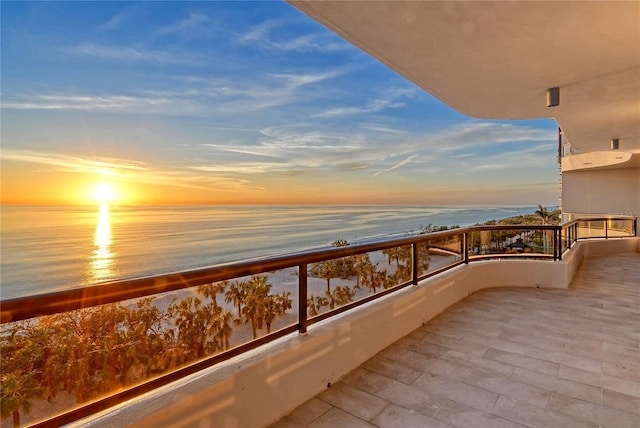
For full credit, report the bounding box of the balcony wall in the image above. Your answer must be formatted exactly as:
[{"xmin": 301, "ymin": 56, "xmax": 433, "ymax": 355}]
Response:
[
  {"xmin": 74, "ymin": 238, "xmax": 639, "ymax": 428},
  {"xmin": 562, "ymin": 166, "xmax": 640, "ymax": 218}
]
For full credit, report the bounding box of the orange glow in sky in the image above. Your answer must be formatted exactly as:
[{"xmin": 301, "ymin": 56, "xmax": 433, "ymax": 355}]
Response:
[{"xmin": 0, "ymin": 2, "xmax": 560, "ymax": 207}]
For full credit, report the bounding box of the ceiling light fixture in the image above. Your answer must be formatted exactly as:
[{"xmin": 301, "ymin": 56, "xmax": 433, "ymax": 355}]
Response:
[{"xmin": 546, "ymin": 87, "xmax": 560, "ymax": 107}]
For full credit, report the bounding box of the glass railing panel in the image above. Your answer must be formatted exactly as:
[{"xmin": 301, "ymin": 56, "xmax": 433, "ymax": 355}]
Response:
[
  {"xmin": 306, "ymin": 249, "xmax": 410, "ymax": 318},
  {"xmin": 418, "ymin": 234, "xmax": 463, "ymax": 276},
  {"xmin": 560, "ymin": 224, "xmax": 571, "ymax": 253},
  {"xmin": 577, "ymin": 220, "xmax": 606, "ymax": 239},
  {"xmin": 1, "ymin": 271, "xmax": 299, "ymax": 425},
  {"xmin": 607, "ymin": 218, "xmax": 635, "ymax": 237},
  {"xmin": 469, "ymin": 229, "xmax": 554, "ymax": 257}
]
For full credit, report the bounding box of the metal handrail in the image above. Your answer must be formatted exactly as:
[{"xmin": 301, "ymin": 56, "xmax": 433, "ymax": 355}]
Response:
[
  {"xmin": 2, "ymin": 218, "xmax": 637, "ymax": 324},
  {"xmin": 0, "ymin": 216, "xmax": 636, "ymax": 428}
]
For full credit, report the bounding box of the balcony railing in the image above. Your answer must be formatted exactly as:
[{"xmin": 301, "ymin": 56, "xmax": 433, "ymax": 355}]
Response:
[{"xmin": 1, "ymin": 216, "xmax": 636, "ymax": 428}]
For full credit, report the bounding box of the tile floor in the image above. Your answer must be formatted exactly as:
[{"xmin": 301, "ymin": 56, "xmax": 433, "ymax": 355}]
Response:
[{"xmin": 270, "ymin": 253, "xmax": 640, "ymax": 428}]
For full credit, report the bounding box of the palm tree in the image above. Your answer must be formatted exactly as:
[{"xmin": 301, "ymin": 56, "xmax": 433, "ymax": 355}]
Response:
[
  {"xmin": 309, "ymin": 260, "xmax": 338, "ymax": 293},
  {"xmin": 198, "ymin": 281, "xmax": 229, "ymax": 310},
  {"xmin": 224, "ymin": 280, "xmax": 247, "ymax": 321},
  {"xmin": 535, "ymin": 204, "xmax": 552, "ymax": 253},
  {"xmin": 535, "ymin": 204, "xmax": 551, "ymax": 225},
  {"xmin": 206, "ymin": 308, "xmax": 233, "ymax": 351},
  {"xmin": 1, "ymin": 372, "xmax": 44, "ymax": 428},
  {"xmin": 242, "ymin": 275, "xmax": 271, "ymax": 339},
  {"xmin": 307, "ymin": 295, "xmax": 328, "ymax": 317}
]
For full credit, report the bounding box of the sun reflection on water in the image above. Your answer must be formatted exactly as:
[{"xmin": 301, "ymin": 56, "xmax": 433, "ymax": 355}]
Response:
[{"xmin": 91, "ymin": 203, "xmax": 115, "ymax": 282}]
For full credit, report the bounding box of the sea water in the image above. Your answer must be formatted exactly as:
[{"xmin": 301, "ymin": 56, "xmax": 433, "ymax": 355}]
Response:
[{"xmin": 0, "ymin": 205, "xmax": 537, "ymax": 299}]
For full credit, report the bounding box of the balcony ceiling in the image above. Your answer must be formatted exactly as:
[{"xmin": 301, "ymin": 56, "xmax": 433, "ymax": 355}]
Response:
[{"xmin": 289, "ymin": 1, "xmax": 640, "ymax": 153}]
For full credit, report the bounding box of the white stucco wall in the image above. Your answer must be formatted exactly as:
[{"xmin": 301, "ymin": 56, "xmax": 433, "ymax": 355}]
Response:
[
  {"xmin": 74, "ymin": 239, "xmax": 638, "ymax": 428},
  {"xmin": 562, "ymin": 167, "xmax": 640, "ymax": 217}
]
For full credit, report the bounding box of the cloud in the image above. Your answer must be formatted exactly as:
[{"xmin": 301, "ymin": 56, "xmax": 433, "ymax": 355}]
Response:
[
  {"xmin": 269, "ymin": 70, "xmax": 343, "ymax": 88},
  {"xmin": 239, "ymin": 19, "xmax": 352, "ymax": 53},
  {"xmin": 2, "ymin": 93, "xmax": 172, "ymax": 112},
  {"xmin": 64, "ymin": 43, "xmax": 203, "ymax": 65},
  {"xmin": 312, "ymin": 99, "xmax": 405, "ymax": 118},
  {"xmin": 153, "ymin": 11, "xmax": 213, "ymax": 39},
  {"xmin": 2, "ymin": 67, "xmax": 344, "ymax": 113},
  {"xmin": 312, "ymin": 85, "xmax": 418, "ymax": 118},
  {"xmin": 360, "ymin": 124, "xmax": 407, "ymax": 134},
  {"xmin": 373, "ymin": 155, "xmax": 417, "ymax": 177},
  {"xmin": 98, "ymin": 11, "xmax": 130, "ymax": 31},
  {"xmin": 240, "ymin": 19, "xmax": 282, "ymax": 43},
  {"xmin": 423, "ymin": 122, "xmax": 555, "ymax": 153},
  {"xmin": 1, "ymin": 150, "xmax": 146, "ymax": 175},
  {"xmin": 0, "ymin": 149, "xmax": 256, "ymax": 192},
  {"xmin": 467, "ymin": 143, "xmax": 553, "ymax": 172}
]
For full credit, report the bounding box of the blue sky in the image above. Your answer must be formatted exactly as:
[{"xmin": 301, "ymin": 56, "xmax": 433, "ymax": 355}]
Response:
[{"xmin": 1, "ymin": 1, "xmax": 560, "ymax": 205}]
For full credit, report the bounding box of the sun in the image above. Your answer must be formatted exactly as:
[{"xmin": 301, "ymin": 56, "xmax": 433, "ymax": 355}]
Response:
[{"xmin": 93, "ymin": 183, "xmax": 116, "ymax": 203}]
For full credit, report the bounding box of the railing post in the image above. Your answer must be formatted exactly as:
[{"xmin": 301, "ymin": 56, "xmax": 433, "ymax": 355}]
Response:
[
  {"xmin": 412, "ymin": 243, "xmax": 419, "ymax": 285},
  {"xmin": 298, "ymin": 263, "xmax": 308, "ymax": 334},
  {"xmin": 463, "ymin": 232, "xmax": 469, "ymax": 264},
  {"xmin": 605, "ymin": 219, "xmax": 609, "ymax": 239}
]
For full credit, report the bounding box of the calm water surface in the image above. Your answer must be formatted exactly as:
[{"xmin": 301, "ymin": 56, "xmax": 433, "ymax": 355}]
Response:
[{"xmin": 1, "ymin": 205, "xmax": 537, "ymax": 299}]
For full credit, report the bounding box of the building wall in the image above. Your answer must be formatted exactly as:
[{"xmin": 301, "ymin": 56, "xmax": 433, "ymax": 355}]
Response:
[{"xmin": 562, "ymin": 167, "xmax": 640, "ymax": 217}]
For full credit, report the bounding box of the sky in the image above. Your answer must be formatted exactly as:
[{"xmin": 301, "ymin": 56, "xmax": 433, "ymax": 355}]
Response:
[{"xmin": 1, "ymin": 1, "xmax": 560, "ymax": 206}]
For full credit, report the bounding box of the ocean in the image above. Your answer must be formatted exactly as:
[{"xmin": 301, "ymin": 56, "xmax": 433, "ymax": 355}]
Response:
[{"xmin": 0, "ymin": 205, "xmax": 538, "ymax": 299}]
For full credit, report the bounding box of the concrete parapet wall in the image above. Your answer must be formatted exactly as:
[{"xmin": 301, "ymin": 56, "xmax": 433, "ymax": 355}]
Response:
[{"xmin": 76, "ymin": 238, "xmax": 639, "ymax": 428}]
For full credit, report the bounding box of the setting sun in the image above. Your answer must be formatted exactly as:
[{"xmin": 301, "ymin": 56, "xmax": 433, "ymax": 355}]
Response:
[{"xmin": 93, "ymin": 183, "xmax": 115, "ymax": 203}]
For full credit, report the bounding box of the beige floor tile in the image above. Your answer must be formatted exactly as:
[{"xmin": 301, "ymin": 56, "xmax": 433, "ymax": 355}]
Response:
[
  {"xmin": 558, "ymin": 365, "xmax": 640, "ymax": 397},
  {"xmin": 308, "ymin": 407, "xmax": 376, "ymax": 428},
  {"xmin": 371, "ymin": 404, "xmax": 452, "ymax": 428},
  {"xmin": 491, "ymin": 396, "xmax": 597, "ymax": 428},
  {"xmin": 413, "ymin": 372, "xmax": 499, "ymax": 412},
  {"xmin": 484, "ymin": 347, "xmax": 560, "ymax": 376},
  {"xmin": 548, "ymin": 392, "xmax": 640, "ymax": 427},
  {"xmin": 361, "ymin": 354, "xmax": 422, "ymax": 384},
  {"xmin": 433, "ymin": 400, "xmax": 526, "ymax": 428},
  {"xmin": 270, "ymin": 398, "xmax": 332, "ymax": 428},
  {"xmin": 602, "ymin": 388, "xmax": 640, "ymax": 416},
  {"xmin": 462, "ymin": 372, "xmax": 552, "ymax": 408},
  {"xmin": 317, "ymin": 382, "xmax": 388, "ymax": 422},
  {"xmin": 342, "ymin": 368, "xmax": 447, "ymax": 417},
  {"xmin": 510, "ymin": 367, "xmax": 602, "ymax": 404}
]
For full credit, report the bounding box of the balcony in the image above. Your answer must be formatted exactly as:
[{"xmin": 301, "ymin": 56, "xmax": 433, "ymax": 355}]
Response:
[
  {"xmin": 270, "ymin": 252, "xmax": 640, "ymax": 428},
  {"xmin": 1, "ymin": 218, "xmax": 637, "ymax": 428}
]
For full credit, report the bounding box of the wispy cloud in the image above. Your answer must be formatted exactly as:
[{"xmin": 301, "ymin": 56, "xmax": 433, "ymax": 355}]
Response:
[
  {"xmin": 153, "ymin": 11, "xmax": 214, "ymax": 39},
  {"xmin": 468, "ymin": 143, "xmax": 552, "ymax": 172},
  {"xmin": 312, "ymin": 85, "xmax": 417, "ymax": 118},
  {"xmin": 64, "ymin": 42, "xmax": 203, "ymax": 65},
  {"xmin": 373, "ymin": 155, "xmax": 417, "ymax": 177},
  {"xmin": 239, "ymin": 19, "xmax": 352, "ymax": 53},
  {"xmin": 2, "ymin": 93, "xmax": 172, "ymax": 111},
  {"xmin": 1, "ymin": 150, "xmax": 256, "ymax": 192},
  {"xmin": 1, "ymin": 150, "xmax": 146, "ymax": 175},
  {"xmin": 1, "ymin": 68, "xmax": 343, "ymax": 114},
  {"xmin": 239, "ymin": 19, "xmax": 281, "ymax": 43},
  {"xmin": 313, "ymin": 98, "xmax": 405, "ymax": 118},
  {"xmin": 360, "ymin": 124, "xmax": 408, "ymax": 134},
  {"xmin": 405, "ymin": 122, "xmax": 556, "ymax": 156},
  {"xmin": 98, "ymin": 11, "xmax": 130, "ymax": 31}
]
